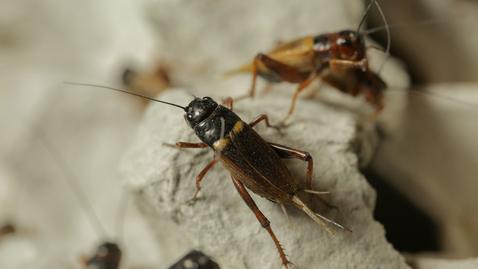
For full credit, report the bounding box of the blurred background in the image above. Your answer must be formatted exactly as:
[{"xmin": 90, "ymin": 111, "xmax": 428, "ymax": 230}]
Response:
[{"xmin": 1, "ymin": 0, "xmax": 478, "ymax": 268}]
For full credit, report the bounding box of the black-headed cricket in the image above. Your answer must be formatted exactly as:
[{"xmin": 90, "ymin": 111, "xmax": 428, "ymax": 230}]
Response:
[{"xmin": 66, "ymin": 83, "xmax": 351, "ymax": 268}]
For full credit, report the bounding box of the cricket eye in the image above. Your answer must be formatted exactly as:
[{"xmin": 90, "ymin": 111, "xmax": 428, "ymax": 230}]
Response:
[{"xmin": 339, "ymin": 37, "xmax": 353, "ymax": 48}]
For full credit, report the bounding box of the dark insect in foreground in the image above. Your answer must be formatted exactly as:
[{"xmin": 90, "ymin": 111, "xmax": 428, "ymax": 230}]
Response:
[
  {"xmin": 82, "ymin": 242, "xmax": 122, "ymax": 269},
  {"xmin": 170, "ymin": 96, "xmax": 351, "ymax": 268},
  {"xmin": 225, "ymin": 0, "xmax": 390, "ymax": 124},
  {"xmin": 68, "ymin": 82, "xmax": 352, "ymax": 268},
  {"xmin": 168, "ymin": 250, "xmax": 220, "ymax": 269}
]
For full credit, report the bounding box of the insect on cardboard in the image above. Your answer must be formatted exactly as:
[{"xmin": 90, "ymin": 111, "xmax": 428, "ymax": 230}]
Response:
[
  {"xmin": 225, "ymin": 0, "xmax": 390, "ymax": 124},
  {"xmin": 68, "ymin": 83, "xmax": 352, "ymax": 268}
]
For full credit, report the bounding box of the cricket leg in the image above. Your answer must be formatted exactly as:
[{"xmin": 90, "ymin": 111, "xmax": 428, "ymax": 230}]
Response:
[
  {"xmin": 235, "ymin": 53, "xmax": 307, "ymax": 102},
  {"xmin": 267, "ymin": 143, "xmax": 336, "ymax": 209},
  {"xmin": 171, "ymin": 142, "xmax": 208, "ymax": 148},
  {"xmin": 261, "ymin": 82, "xmax": 273, "ymax": 97},
  {"xmin": 187, "ymin": 159, "xmax": 217, "ymax": 204},
  {"xmin": 280, "ymin": 72, "xmax": 320, "ymax": 126},
  {"xmin": 362, "ymin": 88, "xmax": 384, "ymax": 122},
  {"xmin": 267, "ymin": 143, "xmax": 314, "ymax": 189},
  {"xmin": 233, "ymin": 56, "xmax": 262, "ymax": 102},
  {"xmin": 364, "ymin": 104, "xmax": 384, "ymax": 122},
  {"xmin": 223, "ymin": 97, "xmax": 233, "ymax": 110},
  {"xmin": 247, "ymin": 114, "xmax": 282, "ymax": 133},
  {"xmin": 329, "ymin": 58, "xmax": 368, "ymax": 72},
  {"xmin": 304, "ymin": 79, "xmax": 323, "ymax": 99},
  {"xmin": 319, "ymin": 73, "xmax": 348, "ymax": 94},
  {"xmin": 231, "ymin": 175, "xmax": 292, "ymax": 269},
  {"xmin": 164, "ymin": 142, "xmax": 214, "ymax": 203}
]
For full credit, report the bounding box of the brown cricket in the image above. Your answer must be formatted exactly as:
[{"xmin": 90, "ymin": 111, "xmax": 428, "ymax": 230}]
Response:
[{"xmin": 225, "ymin": 0, "xmax": 390, "ymax": 124}]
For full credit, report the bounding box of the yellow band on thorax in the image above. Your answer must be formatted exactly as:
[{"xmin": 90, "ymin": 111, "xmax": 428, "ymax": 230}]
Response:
[
  {"xmin": 213, "ymin": 138, "xmax": 230, "ymax": 150},
  {"xmin": 232, "ymin": 121, "xmax": 244, "ymax": 134}
]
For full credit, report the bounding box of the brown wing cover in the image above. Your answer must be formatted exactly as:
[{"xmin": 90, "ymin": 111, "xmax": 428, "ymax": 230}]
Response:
[
  {"xmin": 267, "ymin": 36, "xmax": 316, "ymax": 73},
  {"xmin": 219, "ymin": 122, "xmax": 297, "ymax": 202}
]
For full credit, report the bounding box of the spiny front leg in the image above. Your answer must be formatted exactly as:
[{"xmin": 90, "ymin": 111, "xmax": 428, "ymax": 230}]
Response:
[
  {"xmin": 329, "ymin": 58, "xmax": 368, "ymax": 72},
  {"xmin": 173, "ymin": 142, "xmax": 208, "ymax": 148},
  {"xmin": 231, "ymin": 175, "xmax": 293, "ymax": 269},
  {"xmin": 164, "ymin": 142, "xmax": 209, "ymax": 149}
]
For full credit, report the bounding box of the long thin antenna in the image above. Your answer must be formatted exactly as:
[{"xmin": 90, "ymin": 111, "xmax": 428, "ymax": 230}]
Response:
[
  {"xmin": 388, "ymin": 86, "xmax": 478, "ymax": 109},
  {"xmin": 114, "ymin": 190, "xmax": 129, "ymax": 244},
  {"xmin": 64, "ymin": 82, "xmax": 187, "ymax": 111},
  {"xmin": 36, "ymin": 128, "xmax": 108, "ymax": 239},
  {"xmin": 362, "ymin": 17, "xmax": 445, "ymax": 36},
  {"xmin": 4, "ymin": 171, "xmax": 26, "ymax": 222},
  {"xmin": 356, "ymin": 0, "xmax": 376, "ymax": 33},
  {"xmin": 374, "ymin": 0, "xmax": 390, "ymax": 75}
]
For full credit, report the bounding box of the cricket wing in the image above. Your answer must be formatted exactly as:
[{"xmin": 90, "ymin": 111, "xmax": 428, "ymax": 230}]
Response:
[
  {"xmin": 228, "ymin": 121, "xmax": 297, "ymax": 197},
  {"xmin": 269, "ymin": 36, "xmax": 314, "ymax": 54},
  {"xmin": 268, "ymin": 36, "xmax": 316, "ymax": 73}
]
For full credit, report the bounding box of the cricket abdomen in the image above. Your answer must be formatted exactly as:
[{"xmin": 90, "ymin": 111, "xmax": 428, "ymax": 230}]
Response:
[{"xmin": 214, "ymin": 121, "xmax": 298, "ymax": 202}]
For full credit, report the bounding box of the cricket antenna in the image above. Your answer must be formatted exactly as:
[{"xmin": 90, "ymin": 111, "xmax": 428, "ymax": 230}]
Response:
[
  {"xmin": 65, "ymin": 82, "xmax": 187, "ymax": 111},
  {"xmin": 356, "ymin": 0, "xmax": 376, "ymax": 33},
  {"xmin": 362, "ymin": 17, "xmax": 446, "ymax": 36},
  {"xmin": 388, "ymin": 86, "xmax": 478, "ymax": 109},
  {"xmin": 374, "ymin": 0, "xmax": 390, "ymax": 76},
  {"xmin": 36, "ymin": 128, "xmax": 108, "ymax": 240},
  {"xmin": 114, "ymin": 191, "xmax": 129, "ymax": 244}
]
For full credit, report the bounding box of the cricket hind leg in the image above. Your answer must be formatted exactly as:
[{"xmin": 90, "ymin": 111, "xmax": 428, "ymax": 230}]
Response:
[
  {"xmin": 266, "ymin": 143, "xmax": 314, "ymax": 191},
  {"xmin": 267, "ymin": 143, "xmax": 336, "ymax": 209},
  {"xmin": 231, "ymin": 175, "xmax": 293, "ymax": 269},
  {"xmin": 234, "ymin": 53, "xmax": 307, "ymax": 102}
]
